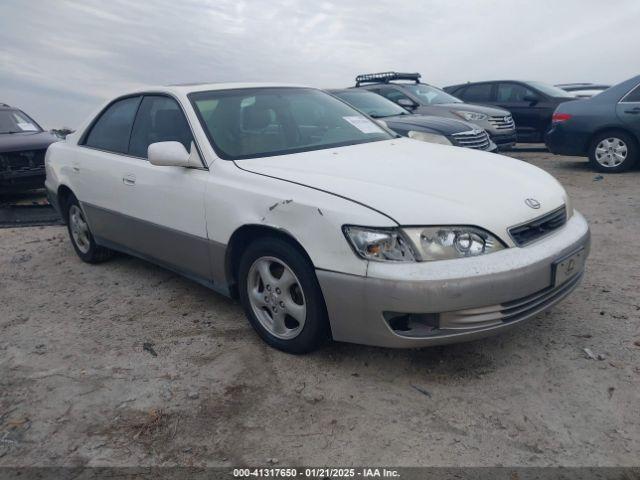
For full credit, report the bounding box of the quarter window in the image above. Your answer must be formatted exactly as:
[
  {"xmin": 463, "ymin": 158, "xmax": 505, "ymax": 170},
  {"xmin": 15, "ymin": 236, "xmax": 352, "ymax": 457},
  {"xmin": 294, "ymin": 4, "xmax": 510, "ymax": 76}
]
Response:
[
  {"xmin": 622, "ymin": 84, "xmax": 640, "ymax": 102},
  {"xmin": 129, "ymin": 96, "xmax": 194, "ymax": 158},
  {"xmin": 462, "ymin": 83, "xmax": 493, "ymax": 102},
  {"xmin": 84, "ymin": 96, "xmax": 141, "ymax": 153}
]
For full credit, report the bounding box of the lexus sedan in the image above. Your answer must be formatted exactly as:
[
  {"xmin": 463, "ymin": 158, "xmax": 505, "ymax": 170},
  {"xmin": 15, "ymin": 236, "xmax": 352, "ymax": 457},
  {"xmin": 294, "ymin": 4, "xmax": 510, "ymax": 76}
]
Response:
[
  {"xmin": 329, "ymin": 88, "xmax": 497, "ymax": 152},
  {"xmin": 46, "ymin": 83, "xmax": 590, "ymax": 353},
  {"xmin": 1, "ymin": 103, "xmax": 59, "ymax": 193}
]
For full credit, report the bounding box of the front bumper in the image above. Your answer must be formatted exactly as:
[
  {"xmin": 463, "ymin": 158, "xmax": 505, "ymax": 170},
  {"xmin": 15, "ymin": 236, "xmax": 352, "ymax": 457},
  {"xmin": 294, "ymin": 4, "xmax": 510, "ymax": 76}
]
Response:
[
  {"xmin": 490, "ymin": 131, "xmax": 517, "ymax": 149},
  {"xmin": 317, "ymin": 211, "xmax": 590, "ymax": 348}
]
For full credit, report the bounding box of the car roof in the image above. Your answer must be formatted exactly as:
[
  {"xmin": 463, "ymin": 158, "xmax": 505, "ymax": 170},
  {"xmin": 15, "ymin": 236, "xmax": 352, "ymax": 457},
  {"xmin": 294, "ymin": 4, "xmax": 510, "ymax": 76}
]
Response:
[{"xmin": 120, "ymin": 82, "xmax": 311, "ymax": 97}]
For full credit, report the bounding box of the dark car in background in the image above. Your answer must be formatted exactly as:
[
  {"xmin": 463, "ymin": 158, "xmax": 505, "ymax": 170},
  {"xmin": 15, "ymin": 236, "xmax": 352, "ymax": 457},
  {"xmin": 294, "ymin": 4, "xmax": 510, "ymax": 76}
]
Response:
[
  {"xmin": 1, "ymin": 104, "xmax": 59, "ymax": 193},
  {"xmin": 329, "ymin": 89, "xmax": 497, "ymax": 152},
  {"xmin": 444, "ymin": 80, "xmax": 575, "ymax": 143},
  {"xmin": 545, "ymin": 75, "xmax": 640, "ymax": 172},
  {"xmin": 355, "ymin": 72, "xmax": 516, "ymax": 150},
  {"xmin": 556, "ymin": 83, "xmax": 611, "ymax": 99}
]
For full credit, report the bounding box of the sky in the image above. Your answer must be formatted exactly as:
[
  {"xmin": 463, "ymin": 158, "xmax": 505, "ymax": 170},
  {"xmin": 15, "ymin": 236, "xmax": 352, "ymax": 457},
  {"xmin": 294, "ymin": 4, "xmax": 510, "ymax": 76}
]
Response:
[{"xmin": 1, "ymin": 0, "xmax": 639, "ymax": 129}]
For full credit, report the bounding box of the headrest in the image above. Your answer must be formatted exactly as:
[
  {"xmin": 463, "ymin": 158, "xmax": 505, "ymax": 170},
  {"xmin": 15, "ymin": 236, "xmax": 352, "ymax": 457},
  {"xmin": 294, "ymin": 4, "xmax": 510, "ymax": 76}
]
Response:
[{"xmin": 243, "ymin": 105, "xmax": 272, "ymax": 130}]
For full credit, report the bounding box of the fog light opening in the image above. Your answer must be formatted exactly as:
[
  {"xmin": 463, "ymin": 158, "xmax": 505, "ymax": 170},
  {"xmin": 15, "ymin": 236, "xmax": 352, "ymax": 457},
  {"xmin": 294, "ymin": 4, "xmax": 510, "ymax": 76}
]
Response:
[{"xmin": 384, "ymin": 312, "xmax": 440, "ymax": 337}]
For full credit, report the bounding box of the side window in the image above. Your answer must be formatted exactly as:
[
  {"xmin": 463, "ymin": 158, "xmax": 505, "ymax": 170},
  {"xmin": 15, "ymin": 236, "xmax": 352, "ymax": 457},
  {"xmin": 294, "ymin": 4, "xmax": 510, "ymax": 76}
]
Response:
[
  {"xmin": 379, "ymin": 87, "xmax": 412, "ymax": 103},
  {"xmin": 129, "ymin": 96, "xmax": 194, "ymax": 158},
  {"xmin": 84, "ymin": 96, "xmax": 141, "ymax": 153},
  {"xmin": 497, "ymin": 83, "xmax": 536, "ymax": 102},
  {"xmin": 462, "ymin": 84, "xmax": 493, "ymax": 102},
  {"xmin": 622, "ymin": 84, "xmax": 640, "ymax": 102}
]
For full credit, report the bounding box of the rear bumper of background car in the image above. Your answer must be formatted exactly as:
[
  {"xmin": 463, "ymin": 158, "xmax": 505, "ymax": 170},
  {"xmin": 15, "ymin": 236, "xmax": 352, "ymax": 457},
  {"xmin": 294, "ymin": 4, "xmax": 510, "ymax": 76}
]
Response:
[
  {"xmin": 317, "ymin": 211, "xmax": 589, "ymax": 348},
  {"xmin": 545, "ymin": 125, "xmax": 590, "ymax": 156}
]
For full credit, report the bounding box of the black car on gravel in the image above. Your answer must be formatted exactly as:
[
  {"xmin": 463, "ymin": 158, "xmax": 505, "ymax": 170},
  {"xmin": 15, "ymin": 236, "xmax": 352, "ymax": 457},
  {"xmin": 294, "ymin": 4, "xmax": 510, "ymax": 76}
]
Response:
[
  {"xmin": 444, "ymin": 80, "xmax": 575, "ymax": 143},
  {"xmin": 545, "ymin": 74, "xmax": 640, "ymax": 173},
  {"xmin": 329, "ymin": 89, "xmax": 497, "ymax": 152},
  {"xmin": 0, "ymin": 104, "xmax": 59, "ymax": 194}
]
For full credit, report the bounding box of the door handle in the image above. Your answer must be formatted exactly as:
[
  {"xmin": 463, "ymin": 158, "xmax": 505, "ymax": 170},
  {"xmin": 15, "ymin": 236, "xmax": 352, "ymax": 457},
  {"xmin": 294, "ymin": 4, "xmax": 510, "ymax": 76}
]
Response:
[
  {"xmin": 72, "ymin": 162, "xmax": 80, "ymax": 173},
  {"xmin": 624, "ymin": 108, "xmax": 640, "ymax": 114},
  {"xmin": 122, "ymin": 174, "xmax": 136, "ymax": 186}
]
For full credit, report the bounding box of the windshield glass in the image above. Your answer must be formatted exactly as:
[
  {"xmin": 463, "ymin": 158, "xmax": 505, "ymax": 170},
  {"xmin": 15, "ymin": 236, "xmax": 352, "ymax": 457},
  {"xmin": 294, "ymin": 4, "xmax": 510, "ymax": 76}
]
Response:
[
  {"xmin": 190, "ymin": 88, "xmax": 393, "ymax": 160},
  {"xmin": 332, "ymin": 90, "xmax": 408, "ymax": 118},
  {"xmin": 528, "ymin": 81, "xmax": 573, "ymax": 98},
  {"xmin": 0, "ymin": 110, "xmax": 41, "ymax": 134},
  {"xmin": 405, "ymin": 84, "xmax": 462, "ymax": 105}
]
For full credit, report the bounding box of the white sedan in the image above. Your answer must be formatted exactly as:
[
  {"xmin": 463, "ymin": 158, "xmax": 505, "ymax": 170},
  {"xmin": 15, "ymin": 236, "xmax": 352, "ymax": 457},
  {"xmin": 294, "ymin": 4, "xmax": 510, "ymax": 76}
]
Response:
[{"xmin": 45, "ymin": 83, "xmax": 590, "ymax": 353}]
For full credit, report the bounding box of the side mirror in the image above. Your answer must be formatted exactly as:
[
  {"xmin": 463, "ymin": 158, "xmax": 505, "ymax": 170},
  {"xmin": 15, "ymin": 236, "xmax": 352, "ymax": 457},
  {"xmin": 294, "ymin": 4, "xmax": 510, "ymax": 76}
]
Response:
[
  {"xmin": 397, "ymin": 98, "xmax": 417, "ymax": 109},
  {"xmin": 148, "ymin": 141, "xmax": 201, "ymax": 168},
  {"xmin": 523, "ymin": 94, "xmax": 539, "ymax": 105}
]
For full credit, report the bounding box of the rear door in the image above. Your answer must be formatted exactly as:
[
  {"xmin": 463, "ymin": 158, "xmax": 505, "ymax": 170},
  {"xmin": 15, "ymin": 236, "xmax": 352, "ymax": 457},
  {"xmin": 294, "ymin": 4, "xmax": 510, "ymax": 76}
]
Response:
[
  {"xmin": 616, "ymin": 83, "xmax": 640, "ymax": 136},
  {"xmin": 76, "ymin": 95, "xmax": 142, "ymax": 236},
  {"xmin": 495, "ymin": 82, "xmax": 549, "ymax": 141}
]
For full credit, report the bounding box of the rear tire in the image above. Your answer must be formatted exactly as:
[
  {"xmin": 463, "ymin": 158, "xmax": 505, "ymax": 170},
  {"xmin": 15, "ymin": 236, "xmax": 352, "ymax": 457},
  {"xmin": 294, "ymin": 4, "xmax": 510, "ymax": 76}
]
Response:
[
  {"xmin": 238, "ymin": 236, "xmax": 328, "ymax": 354},
  {"xmin": 65, "ymin": 195, "xmax": 113, "ymax": 263},
  {"xmin": 588, "ymin": 131, "xmax": 638, "ymax": 173}
]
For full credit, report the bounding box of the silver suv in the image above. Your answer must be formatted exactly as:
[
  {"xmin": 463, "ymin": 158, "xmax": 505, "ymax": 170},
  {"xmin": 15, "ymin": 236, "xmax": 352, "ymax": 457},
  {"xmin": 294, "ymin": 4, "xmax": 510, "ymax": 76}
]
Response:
[{"xmin": 355, "ymin": 72, "xmax": 517, "ymax": 150}]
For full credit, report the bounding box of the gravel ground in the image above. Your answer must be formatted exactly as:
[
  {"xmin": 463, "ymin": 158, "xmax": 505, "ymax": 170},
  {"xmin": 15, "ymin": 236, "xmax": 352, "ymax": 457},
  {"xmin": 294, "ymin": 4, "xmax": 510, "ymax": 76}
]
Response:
[{"xmin": 0, "ymin": 150, "xmax": 638, "ymax": 468}]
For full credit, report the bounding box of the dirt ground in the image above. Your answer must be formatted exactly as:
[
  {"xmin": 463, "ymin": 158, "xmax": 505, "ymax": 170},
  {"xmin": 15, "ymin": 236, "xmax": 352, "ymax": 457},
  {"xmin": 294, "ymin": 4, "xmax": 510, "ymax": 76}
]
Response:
[{"xmin": 0, "ymin": 150, "xmax": 638, "ymax": 468}]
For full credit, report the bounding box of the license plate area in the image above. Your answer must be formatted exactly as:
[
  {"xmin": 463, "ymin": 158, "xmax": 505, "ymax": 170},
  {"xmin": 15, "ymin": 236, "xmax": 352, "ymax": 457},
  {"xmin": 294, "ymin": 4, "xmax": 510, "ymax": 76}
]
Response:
[{"xmin": 553, "ymin": 248, "xmax": 586, "ymax": 287}]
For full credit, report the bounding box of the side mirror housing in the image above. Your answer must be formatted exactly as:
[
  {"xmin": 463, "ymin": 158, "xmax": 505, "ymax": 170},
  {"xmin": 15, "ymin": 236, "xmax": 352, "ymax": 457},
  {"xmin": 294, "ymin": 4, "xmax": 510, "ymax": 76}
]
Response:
[
  {"xmin": 397, "ymin": 98, "xmax": 417, "ymax": 109},
  {"xmin": 148, "ymin": 141, "xmax": 201, "ymax": 168},
  {"xmin": 523, "ymin": 94, "xmax": 539, "ymax": 105}
]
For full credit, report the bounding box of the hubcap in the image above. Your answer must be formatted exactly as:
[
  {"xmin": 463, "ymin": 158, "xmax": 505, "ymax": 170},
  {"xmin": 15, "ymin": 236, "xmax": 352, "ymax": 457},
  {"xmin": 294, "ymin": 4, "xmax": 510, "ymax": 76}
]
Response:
[
  {"xmin": 247, "ymin": 256, "xmax": 306, "ymax": 340},
  {"xmin": 595, "ymin": 137, "xmax": 627, "ymax": 167},
  {"xmin": 69, "ymin": 205, "xmax": 91, "ymax": 254}
]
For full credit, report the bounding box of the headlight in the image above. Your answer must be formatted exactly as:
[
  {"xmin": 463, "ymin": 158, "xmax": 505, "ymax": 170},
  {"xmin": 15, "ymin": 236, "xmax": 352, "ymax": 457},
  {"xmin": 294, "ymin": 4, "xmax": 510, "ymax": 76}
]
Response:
[
  {"xmin": 343, "ymin": 226, "xmax": 416, "ymax": 262},
  {"xmin": 453, "ymin": 110, "xmax": 487, "ymax": 122},
  {"xmin": 344, "ymin": 226, "xmax": 505, "ymax": 262},
  {"xmin": 402, "ymin": 226, "xmax": 505, "ymax": 261},
  {"xmin": 407, "ymin": 131, "xmax": 452, "ymax": 145}
]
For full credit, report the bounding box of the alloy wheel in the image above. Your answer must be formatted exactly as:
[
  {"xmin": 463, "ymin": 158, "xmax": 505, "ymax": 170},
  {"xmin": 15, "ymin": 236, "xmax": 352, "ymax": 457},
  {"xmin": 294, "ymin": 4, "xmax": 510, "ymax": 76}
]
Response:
[
  {"xmin": 69, "ymin": 205, "xmax": 91, "ymax": 254},
  {"xmin": 246, "ymin": 256, "xmax": 306, "ymax": 340}
]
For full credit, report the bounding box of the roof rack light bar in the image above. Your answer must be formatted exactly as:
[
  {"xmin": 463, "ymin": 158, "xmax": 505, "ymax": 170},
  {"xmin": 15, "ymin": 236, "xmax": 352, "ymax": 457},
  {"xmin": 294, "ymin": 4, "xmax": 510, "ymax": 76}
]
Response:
[{"xmin": 355, "ymin": 72, "xmax": 421, "ymax": 86}]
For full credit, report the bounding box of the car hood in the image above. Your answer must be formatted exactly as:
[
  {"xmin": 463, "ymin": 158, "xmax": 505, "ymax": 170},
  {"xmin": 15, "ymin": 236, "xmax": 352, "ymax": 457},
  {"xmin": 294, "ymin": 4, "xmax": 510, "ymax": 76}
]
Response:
[
  {"xmin": 426, "ymin": 102, "xmax": 511, "ymax": 116},
  {"xmin": 380, "ymin": 114, "xmax": 476, "ymax": 135},
  {"xmin": 0, "ymin": 131, "xmax": 59, "ymax": 153},
  {"xmin": 235, "ymin": 138, "xmax": 568, "ymax": 244}
]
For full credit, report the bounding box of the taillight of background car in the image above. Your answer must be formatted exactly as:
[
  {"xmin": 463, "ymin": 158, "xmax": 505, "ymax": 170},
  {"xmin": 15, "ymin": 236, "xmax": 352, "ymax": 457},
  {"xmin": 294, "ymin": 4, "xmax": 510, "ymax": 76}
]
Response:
[{"xmin": 552, "ymin": 113, "xmax": 573, "ymax": 123}]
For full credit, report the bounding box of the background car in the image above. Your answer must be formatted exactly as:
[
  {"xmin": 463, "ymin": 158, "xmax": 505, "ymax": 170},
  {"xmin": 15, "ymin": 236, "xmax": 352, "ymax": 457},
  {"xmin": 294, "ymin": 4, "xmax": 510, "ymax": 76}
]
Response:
[
  {"xmin": 355, "ymin": 72, "xmax": 516, "ymax": 150},
  {"xmin": 329, "ymin": 88, "xmax": 497, "ymax": 152},
  {"xmin": 444, "ymin": 80, "xmax": 576, "ymax": 143},
  {"xmin": 556, "ymin": 83, "xmax": 611, "ymax": 99},
  {"xmin": 545, "ymin": 74, "xmax": 640, "ymax": 172},
  {"xmin": 1, "ymin": 103, "xmax": 59, "ymax": 194}
]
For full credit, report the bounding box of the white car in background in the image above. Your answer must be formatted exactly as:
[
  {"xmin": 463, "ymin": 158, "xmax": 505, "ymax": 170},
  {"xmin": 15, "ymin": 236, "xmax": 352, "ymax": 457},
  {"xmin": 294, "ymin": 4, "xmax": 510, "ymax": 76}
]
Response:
[{"xmin": 45, "ymin": 83, "xmax": 590, "ymax": 353}]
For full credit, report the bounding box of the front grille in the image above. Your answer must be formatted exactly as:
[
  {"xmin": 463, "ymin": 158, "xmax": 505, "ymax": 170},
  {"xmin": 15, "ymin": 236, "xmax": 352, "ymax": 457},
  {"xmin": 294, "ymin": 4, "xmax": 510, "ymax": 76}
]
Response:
[
  {"xmin": 0, "ymin": 149, "xmax": 46, "ymax": 178},
  {"xmin": 508, "ymin": 206, "xmax": 567, "ymax": 247},
  {"xmin": 488, "ymin": 115, "xmax": 515, "ymax": 130},
  {"xmin": 451, "ymin": 129, "xmax": 491, "ymax": 150}
]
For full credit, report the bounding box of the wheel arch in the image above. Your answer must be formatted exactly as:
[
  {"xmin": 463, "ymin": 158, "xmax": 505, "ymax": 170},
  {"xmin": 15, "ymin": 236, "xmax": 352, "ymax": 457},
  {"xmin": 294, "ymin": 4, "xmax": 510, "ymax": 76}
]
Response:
[
  {"xmin": 56, "ymin": 184, "xmax": 76, "ymax": 223},
  {"xmin": 224, "ymin": 224, "xmax": 315, "ymax": 300}
]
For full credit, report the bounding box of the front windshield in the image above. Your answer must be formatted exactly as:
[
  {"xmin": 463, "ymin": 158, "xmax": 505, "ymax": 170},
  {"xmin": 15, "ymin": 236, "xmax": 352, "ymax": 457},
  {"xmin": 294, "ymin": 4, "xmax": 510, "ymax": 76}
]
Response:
[
  {"xmin": 190, "ymin": 88, "xmax": 393, "ymax": 160},
  {"xmin": 405, "ymin": 84, "xmax": 462, "ymax": 105},
  {"xmin": 0, "ymin": 110, "xmax": 42, "ymax": 134},
  {"xmin": 528, "ymin": 81, "xmax": 573, "ymax": 98},
  {"xmin": 332, "ymin": 90, "xmax": 408, "ymax": 118}
]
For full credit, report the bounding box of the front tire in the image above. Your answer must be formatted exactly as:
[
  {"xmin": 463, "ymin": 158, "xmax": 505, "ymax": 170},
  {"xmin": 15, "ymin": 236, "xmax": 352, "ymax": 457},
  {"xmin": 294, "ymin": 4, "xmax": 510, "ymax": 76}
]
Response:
[
  {"xmin": 65, "ymin": 195, "xmax": 113, "ymax": 263},
  {"xmin": 588, "ymin": 131, "xmax": 638, "ymax": 173},
  {"xmin": 238, "ymin": 237, "xmax": 328, "ymax": 354}
]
